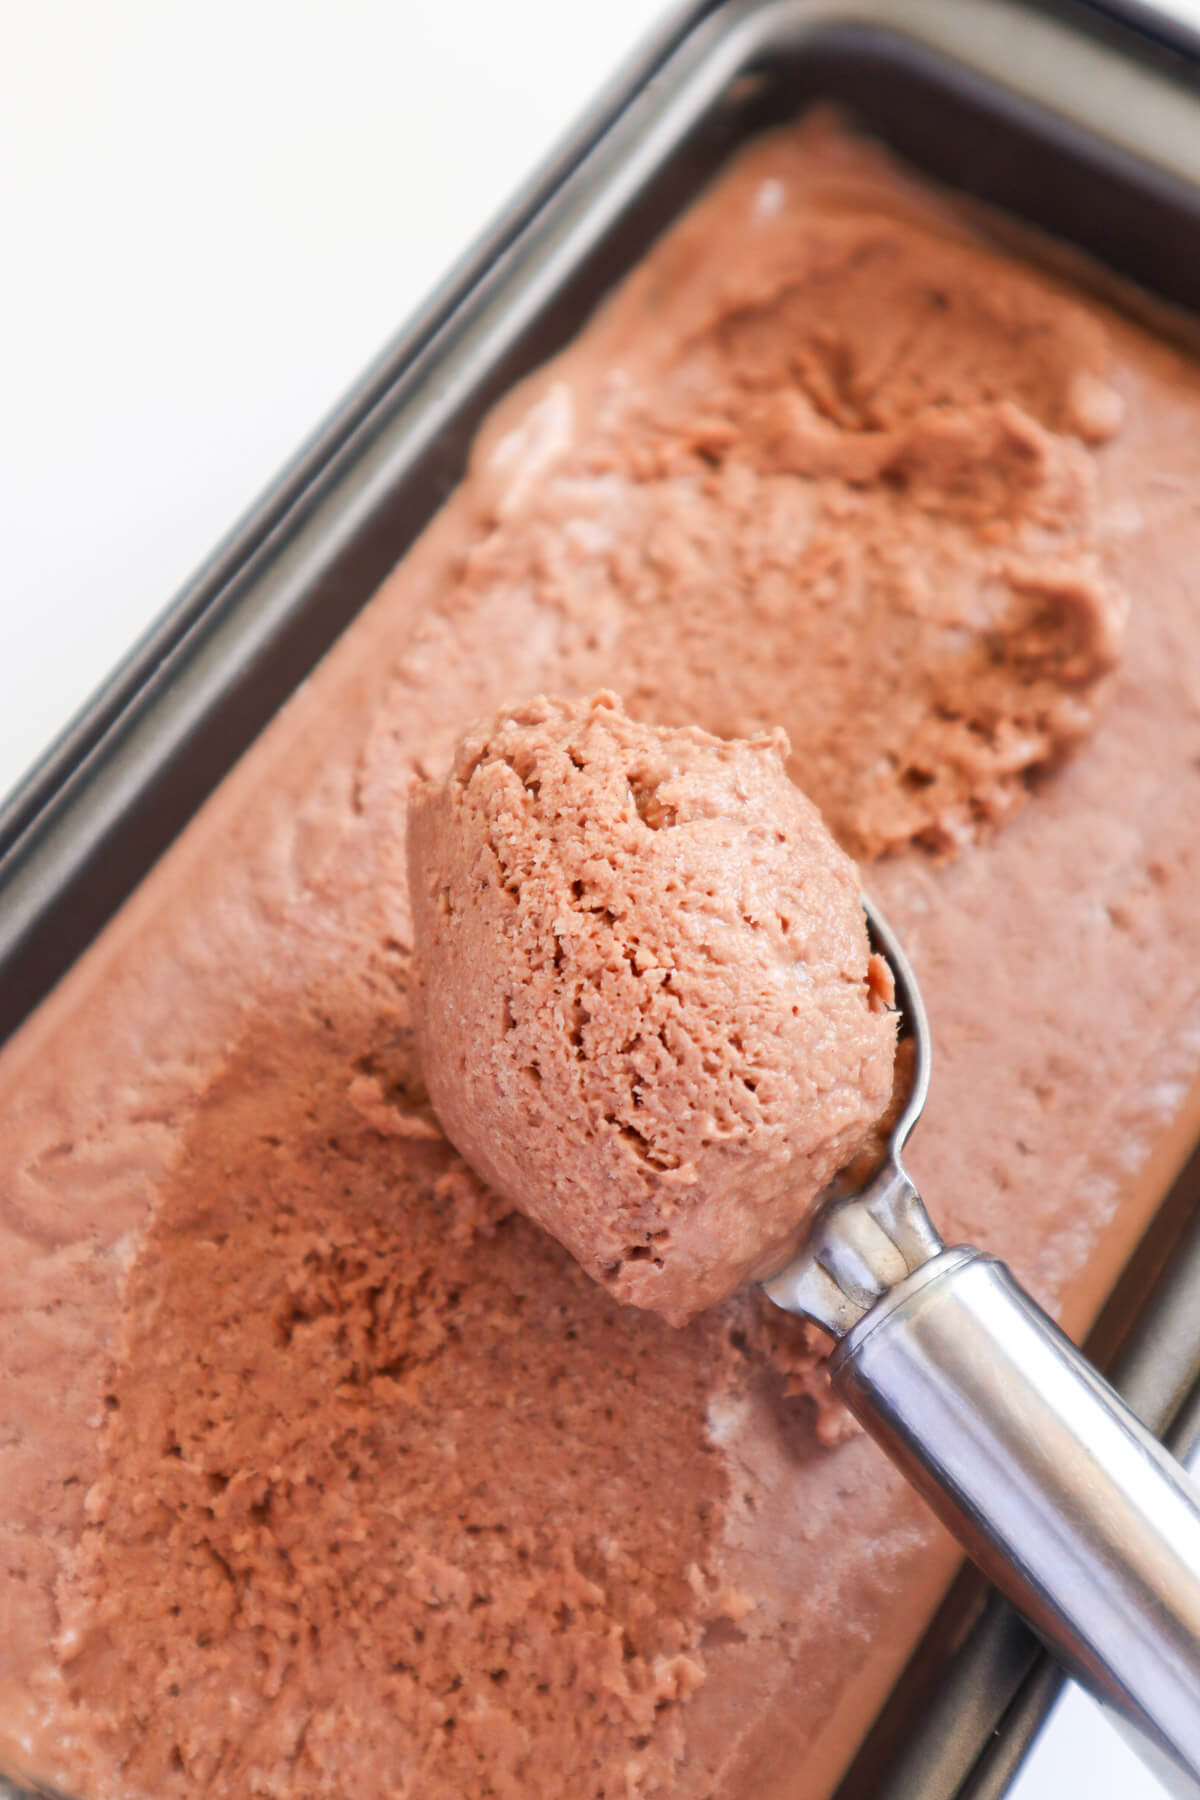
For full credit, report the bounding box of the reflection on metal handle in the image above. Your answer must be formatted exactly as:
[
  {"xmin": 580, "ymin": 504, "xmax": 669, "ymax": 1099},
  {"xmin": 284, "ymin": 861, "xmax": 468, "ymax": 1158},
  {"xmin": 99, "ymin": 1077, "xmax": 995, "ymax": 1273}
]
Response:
[{"xmin": 831, "ymin": 1250, "xmax": 1200, "ymax": 1798}]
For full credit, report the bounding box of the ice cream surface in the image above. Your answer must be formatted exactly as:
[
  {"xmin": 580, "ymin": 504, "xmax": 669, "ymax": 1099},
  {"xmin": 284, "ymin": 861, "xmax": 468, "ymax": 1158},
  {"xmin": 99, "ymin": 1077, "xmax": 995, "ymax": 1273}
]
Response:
[
  {"xmin": 3, "ymin": 114, "xmax": 1200, "ymax": 1800},
  {"xmin": 409, "ymin": 692, "xmax": 896, "ymax": 1323}
]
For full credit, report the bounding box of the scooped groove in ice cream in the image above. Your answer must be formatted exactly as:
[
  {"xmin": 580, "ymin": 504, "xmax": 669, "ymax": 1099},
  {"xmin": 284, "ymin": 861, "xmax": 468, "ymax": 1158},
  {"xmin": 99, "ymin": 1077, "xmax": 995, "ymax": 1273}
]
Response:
[{"xmin": 408, "ymin": 692, "xmax": 897, "ymax": 1324}]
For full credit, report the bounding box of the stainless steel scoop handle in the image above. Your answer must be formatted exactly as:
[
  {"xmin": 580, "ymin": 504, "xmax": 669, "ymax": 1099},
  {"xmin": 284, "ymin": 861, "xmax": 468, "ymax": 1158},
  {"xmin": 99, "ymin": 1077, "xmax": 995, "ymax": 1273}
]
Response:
[
  {"xmin": 828, "ymin": 1242, "xmax": 1200, "ymax": 1796},
  {"xmin": 764, "ymin": 900, "xmax": 1200, "ymax": 1796}
]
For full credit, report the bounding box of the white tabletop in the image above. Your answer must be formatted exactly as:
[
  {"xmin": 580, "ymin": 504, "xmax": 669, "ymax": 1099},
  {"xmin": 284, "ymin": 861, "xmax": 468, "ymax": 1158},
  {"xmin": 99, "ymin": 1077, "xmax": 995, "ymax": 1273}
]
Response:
[
  {"xmin": 0, "ymin": 4, "xmax": 1190, "ymax": 1797},
  {"xmin": 0, "ymin": 0, "xmax": 671, "ymax": 803}
]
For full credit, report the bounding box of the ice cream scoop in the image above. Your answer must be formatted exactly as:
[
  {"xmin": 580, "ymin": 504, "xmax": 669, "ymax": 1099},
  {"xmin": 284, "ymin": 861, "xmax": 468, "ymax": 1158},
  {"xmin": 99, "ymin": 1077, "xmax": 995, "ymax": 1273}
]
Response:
[
  {"xmin": 407, "ymin": 692, "xmax": 897, "ymax": 1325},
  {"xmin": 765, "ymin": 898, "xmax": 1200, "ymax": 1798},
  {"xmin": 410, "ymin": 696, "xmax": 1200, "ymax": 1792}
]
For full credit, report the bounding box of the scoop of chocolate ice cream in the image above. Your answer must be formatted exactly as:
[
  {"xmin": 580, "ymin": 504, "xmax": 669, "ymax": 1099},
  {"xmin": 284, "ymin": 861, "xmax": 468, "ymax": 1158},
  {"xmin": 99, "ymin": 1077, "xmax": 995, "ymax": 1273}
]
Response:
[{"xmin": 407, "ymin": 693, "xmax": 896, "ymax": 1324}]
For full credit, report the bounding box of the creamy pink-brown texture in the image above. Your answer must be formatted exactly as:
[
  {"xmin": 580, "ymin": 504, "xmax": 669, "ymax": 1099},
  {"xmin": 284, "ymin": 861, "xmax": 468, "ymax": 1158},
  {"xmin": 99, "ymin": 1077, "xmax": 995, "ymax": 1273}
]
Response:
[
  {"xmin": 408, "ymin": 692, "xmax": 896, "ymax": 1324},
  {"xmin": 3, "ymin": 115, "xmax": 1200, "ymax": 1800}
]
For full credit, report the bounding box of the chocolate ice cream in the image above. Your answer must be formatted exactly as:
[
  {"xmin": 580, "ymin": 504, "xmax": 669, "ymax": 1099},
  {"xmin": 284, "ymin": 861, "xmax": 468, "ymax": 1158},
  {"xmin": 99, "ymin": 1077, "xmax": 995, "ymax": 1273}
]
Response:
[
  {"xmin": 408, "ymin": 692, "xmax": 896, "ymax": 1323},
  {"xmin": 3, "ymin": 115, "xmax": 1200, "ymax": 1800}
]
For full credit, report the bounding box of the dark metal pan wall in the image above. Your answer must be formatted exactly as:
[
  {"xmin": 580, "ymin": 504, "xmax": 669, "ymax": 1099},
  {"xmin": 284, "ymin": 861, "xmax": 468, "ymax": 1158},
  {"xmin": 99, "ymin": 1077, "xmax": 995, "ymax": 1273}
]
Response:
[{"xmin": 3, "ymin": 4, "xmax": 1200, "ymax": 1796}]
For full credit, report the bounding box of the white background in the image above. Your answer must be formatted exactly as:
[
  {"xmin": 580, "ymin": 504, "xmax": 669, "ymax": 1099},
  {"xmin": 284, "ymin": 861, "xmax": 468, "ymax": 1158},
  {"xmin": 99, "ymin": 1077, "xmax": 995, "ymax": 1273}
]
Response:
[
  {"xmin": 1, "ymin": 3, "xmax": 1196, "ymax": 1796},
  {"xmin": 0, "ymin": 0, "xmax": 672, "ymax": 800}
]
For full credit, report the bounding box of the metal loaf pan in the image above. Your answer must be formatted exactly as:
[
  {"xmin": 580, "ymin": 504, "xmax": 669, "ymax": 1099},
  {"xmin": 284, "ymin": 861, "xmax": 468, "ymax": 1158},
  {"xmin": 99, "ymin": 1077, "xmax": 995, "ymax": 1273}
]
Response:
[{"xmin": 4, "ymin": 3, "xmax": 1200, "ymax": 1796}]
